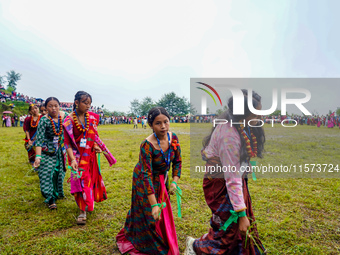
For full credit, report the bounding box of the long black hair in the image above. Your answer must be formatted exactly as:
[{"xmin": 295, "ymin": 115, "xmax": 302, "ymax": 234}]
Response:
[
  {"xmin": 28, "ymin": 104, "xmax": 36, "ymax": 113},
  {"xmin": 44, "ymin": 97, "xmax": 60, "ymax": 107},
  {"xmin": 203, "ymin": 89, "xmax": 265, "ymax": 163},
  {"xmin": 73, "ymin": 91, "xmax": 92, "ymax": 110},
  {"xmin": 147, "ymin": 107, "xmax": 170, "ymax": 126}
]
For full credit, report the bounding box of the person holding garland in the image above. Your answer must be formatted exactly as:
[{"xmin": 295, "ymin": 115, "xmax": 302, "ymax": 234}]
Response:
[
  {"xmin": 23, "ymin": 104, "xmax": 42, "ymax": 165},
  {"xmin": 116, "ymin": 107, "xmax": 182, "ymax": 255},
  {"xmin": 185, "ymin": 90, "xmax": 266, "ymax": 255},
  {"xmin": 33, "ymin": 97, "xmax": 68, "ymax": 210},
  {"xmin": 63, "ymin": 91, "xmax": 116, "ymax": 225}
]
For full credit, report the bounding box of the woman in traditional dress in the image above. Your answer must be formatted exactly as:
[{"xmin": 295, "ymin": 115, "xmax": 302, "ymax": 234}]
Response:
[
  {"xmin": 33, "ymin": 97, "xmax": 67, "ymax": 210},
  {"xmin": 327, "ymin": 116, "xmax": 334, "ymax": 128},
  {"xmin": 317, "ymin": 116, "xmax": 321, "ymax": 128},
  {"xmin": 116, "ymin": 107, "xmax": 182, "ymax": 255},
  {"xmin": 64, "ymin": 91, "xmax": 116, "ymax": 225},
  {"xmin": 23, "ymin": 104, "xmax": 42, "ymax": 164},
  {"xmin": 185, "ymin": 90, "xmax": 266, "ymax": 255},
  {"xmin": 5, "ymin": 114, "xmax": 11, "ymax": 127}
]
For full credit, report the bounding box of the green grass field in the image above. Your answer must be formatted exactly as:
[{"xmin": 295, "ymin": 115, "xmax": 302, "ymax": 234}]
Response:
[{"xmin": 0, "ymin": 123, "xmax": 339, "ymax": 254}]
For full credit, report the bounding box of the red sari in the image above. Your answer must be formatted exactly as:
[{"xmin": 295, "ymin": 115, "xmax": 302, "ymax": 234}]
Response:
[
  {"xmin": 63, "ymin": 112, "xmax": 107, "ymax": 212},
  {"xmin": 23, "ymin": 115, "xmax": 42, "ymax": 163}
]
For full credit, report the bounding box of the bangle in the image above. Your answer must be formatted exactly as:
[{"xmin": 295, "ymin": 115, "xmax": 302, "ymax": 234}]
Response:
[
  {"xmin": 151, "ymin": 203, "xmax": 161, "ymax": 208},
  {"xmin": 71, "ymin": 159, "xmax": 76, "ymax": 163},
  {"xmin": 35, "ymin": 155, "xmax": 41, "ymax": 159}
]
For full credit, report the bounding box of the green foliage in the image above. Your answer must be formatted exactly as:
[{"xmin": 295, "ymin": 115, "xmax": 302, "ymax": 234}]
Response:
[
  {"xmin": 1, "ymin": 101, "xmax": 30, "ymax": 116},
  {"xmin": 0, "ymin": 124, "xmax": 339, "ymax": 254},
  {"xmin": 189, "ymin": 103, "xmax": 197, "ymax": 115},
  {"xmin": 157, "ymin": 92, "xmax": 190, "ymax": 116},
  {"xmin": 112, "ymin": 110, "xmax": 127, "ymax": 116},
  {"xmin": 6, "ymin": 70, "xmax": 22, "ymax": 90},
  {"xmin": 102, "ymin": 108, "xmax": 112, "ymax": 116},
  {"xmin": 0, "ymin": 75, "xmax": 6, "ymax": 86},
  {"xmin": 139, "ymin": 97, "xmax": 155, "ymax": 116},
  {"xmin": 129, "ymin": 92, "xmax": 190, "ymax": 117},
  {"xmin": 129, "ymin": 99, "xmax": 141, "ymax": 116},
  {"xmin": 272, "ymin": 109, "xmax": 282, "ymax": 116},
  {"xmin": 336, "ymin": 107, "xmax": 340, "ymax": 116}
]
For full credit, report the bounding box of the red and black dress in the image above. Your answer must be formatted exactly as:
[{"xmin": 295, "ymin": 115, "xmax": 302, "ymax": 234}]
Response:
[{"xmin": 23, "ymin": 115, "xmax": 42, "ymax": 163}]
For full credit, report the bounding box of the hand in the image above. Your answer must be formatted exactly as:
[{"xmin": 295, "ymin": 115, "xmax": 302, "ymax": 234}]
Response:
[
  {"xmin": 239, "ymin": 215, "xmax": 250, "ymax": 237},
  {"xmin": 152, "ymin": 205, "xmax": 161, "ymax": 221},
  {"xmin": 169, "ymin": 182, "xmax": 177, "ymax": 195},
  {"xmin": 33, "ymin": 158, "xmax": 41, "ymax": 168},
  {"xmin": 28, "ymin": 140, "xmax": 33, "ymax": 146},
  {"xmin": 93, "ymin": 146, "xmax": 102, "ymax": 153},
  {"xmin": 70, "ymin": 159, "xmax": 78, "ymax": 171}
]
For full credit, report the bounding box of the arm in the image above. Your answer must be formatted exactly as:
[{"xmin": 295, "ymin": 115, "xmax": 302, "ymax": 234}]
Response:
[
  {"xmin": 33, "ymin": 118, "xmax": 46, "ymax": 168},
  {"xmin": 66, "ymin": 147, "xmax": 78, "ymax": 170},
  {"xmin": 170, "ymin": 134, "xmax": 182, "ymax": 192},
  {"xmin": 218, "ymin": 126, "xmax": 249, "ymax": 236},
  {"xmin": 140, "ymin": 142, "xmax": 161, "ymax": 220},
  {"xmin": 63, "ymin": 120, "xmax": 77, "ymax": 170}
]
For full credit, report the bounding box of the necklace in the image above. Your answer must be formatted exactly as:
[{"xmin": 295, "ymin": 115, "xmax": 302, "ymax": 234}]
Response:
[
  {"xmin": 238, "ymin": 125, "xmax": 257, "ymax": 158},
  {"xmin": 47, "ymin": 115, "xmax": 63, "ymax": 136},
  {"xmin": 73, "ymin": 111, "xmax": 89, "ymax": 133},
  {"xmin": 154, "ymin": 132, "xmax": 171, "ymax": 166},
  {"xmin": 30, "ymin": 115, "xmax": 41, "ymax": 128}
]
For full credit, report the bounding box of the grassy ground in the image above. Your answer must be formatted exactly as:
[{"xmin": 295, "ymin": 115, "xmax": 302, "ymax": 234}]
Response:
[{"xmin": 0, "ymin": 123, "xmax": 339, "ymax": 254}]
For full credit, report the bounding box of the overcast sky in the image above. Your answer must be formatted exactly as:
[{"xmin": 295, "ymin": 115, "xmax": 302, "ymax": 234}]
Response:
[{"xmin": 1, "ymin": 0, "xmax": 340, "ymax": 113}]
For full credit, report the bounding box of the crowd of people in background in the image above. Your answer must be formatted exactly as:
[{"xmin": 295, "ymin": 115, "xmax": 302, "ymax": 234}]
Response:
[{"xmin": 1, "ymin": 88, "xmax": 339, "ymax": 129}]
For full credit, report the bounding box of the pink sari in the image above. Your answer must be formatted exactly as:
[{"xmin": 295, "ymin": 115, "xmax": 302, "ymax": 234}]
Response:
[{"xmin": 116, "ymin": 174, "xmax": 179, "ymax": 255}]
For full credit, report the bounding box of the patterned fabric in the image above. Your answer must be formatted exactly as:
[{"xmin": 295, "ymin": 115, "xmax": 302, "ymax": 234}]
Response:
[
  {"xmin": 35, "ymin": 114, "xmax": 67, "ymax": 204},
  {"xmin": 63, "ymin": 112, "xmax": 110, "ymax": 212},
  {"xmin": 203, "ymin": 123, "xmax": 246, "ymax": 211},
  {"xmin": 193, "ymin": 124, "xmax": 265, "ymax": 255},
  {"xmin": 117, "ymin": 133, "xmax": 181, "ymax": 255},
  {"xmin": 23, "ymin": 116, "xmax": 40, "ymax": 163}
]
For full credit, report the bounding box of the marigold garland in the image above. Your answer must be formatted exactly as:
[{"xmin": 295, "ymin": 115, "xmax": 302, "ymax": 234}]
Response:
[
  {"xmin": 238, "ymin": 125, "xmax": 257, "ymax": 158},
  {"xmin": 30, "ymin": 115, "xmax": 42, "ymax": 128},
  {"xmin": 73, "ymin": 111, "xmax": 89, "ymax": 133},
  {"xmin": 47, "ymin": 115, "xmax": 63, "ymax": 136}
]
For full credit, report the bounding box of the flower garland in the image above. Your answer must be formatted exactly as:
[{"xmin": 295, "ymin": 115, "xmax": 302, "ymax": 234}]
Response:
[
  {"xmin": 47, "ymin": 115, "xmax": 63, "ymax": 136},
  {"xmin": 238, "ymin": 125, "xmax": 257, "ymax": 158},
  {"xmin": 73, "ymin": 111, "xmax": 89, "ymax": 133},
  {"xmin": 30, "ymin": 115, "xmax": 42, "ymax": 128}
]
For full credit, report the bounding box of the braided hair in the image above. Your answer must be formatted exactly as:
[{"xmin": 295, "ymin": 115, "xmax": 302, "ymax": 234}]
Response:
[{"xmin": 73, "ymin": 91, "xmax": 92, "ymax": 110}]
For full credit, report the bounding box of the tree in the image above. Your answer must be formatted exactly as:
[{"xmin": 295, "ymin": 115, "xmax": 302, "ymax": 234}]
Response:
[
  {"xmin": 130, "ymin": 99, "xmax": 141, "ymax": 116},
  {"xmin": 336, "ymin": 107, "xmax": 340, "ymax": 116},
  {"xmin": 6, "ymin": 70, "xmax": 22, "ymax": 90},
  {"xmin": 102, "ymin": 108, "xmax": 112, "ymax": 116},
  {"xmin": 157, "ymin": 92, "xmax": 190, "ymax": 116},
  {"xmin": 272, "ymin": 110, "xmax": 282, "ymax": 116},
  {"xmin": 189, "ymin": 103, "xmax": 197, "ymax": 115},
  {"xmin": 0, "ymin": 75, "xmax": 5, "ymax": 87},
  {"xmin": 112, "ymin": 111, "xmax": 126, "ymax": 116},
  {"xmin": 139, "ymin": 97, "xmax": 155, "ymax": 116},
  {"xmin": 215, "ymin": 109, "xmax": 224, "ymax": 116}
]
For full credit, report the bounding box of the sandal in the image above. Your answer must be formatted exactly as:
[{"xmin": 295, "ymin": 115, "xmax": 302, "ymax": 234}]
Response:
[
  {"xmin": 76, "ymin": 214, "xmax": 86, "ymax": 225},
  {"xmin": 48, "ymin": 204, "xmax": 57, "ymax": 210}
]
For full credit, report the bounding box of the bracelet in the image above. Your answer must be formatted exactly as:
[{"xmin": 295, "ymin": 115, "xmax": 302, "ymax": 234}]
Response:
[
  {"xmin": 71, "ymin": 159, "xmax": 77, "ymax": 163},
  {"xmin": 151, "ymin": 203, "xmax": 161, "ymax": 208},
  {"xmin": 35, "ymin": 155, "xmax": 41, "ymax": 159},
  {"xmin": 171, "ymin": 181, "xmax": 178, "ymax": 188}
]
